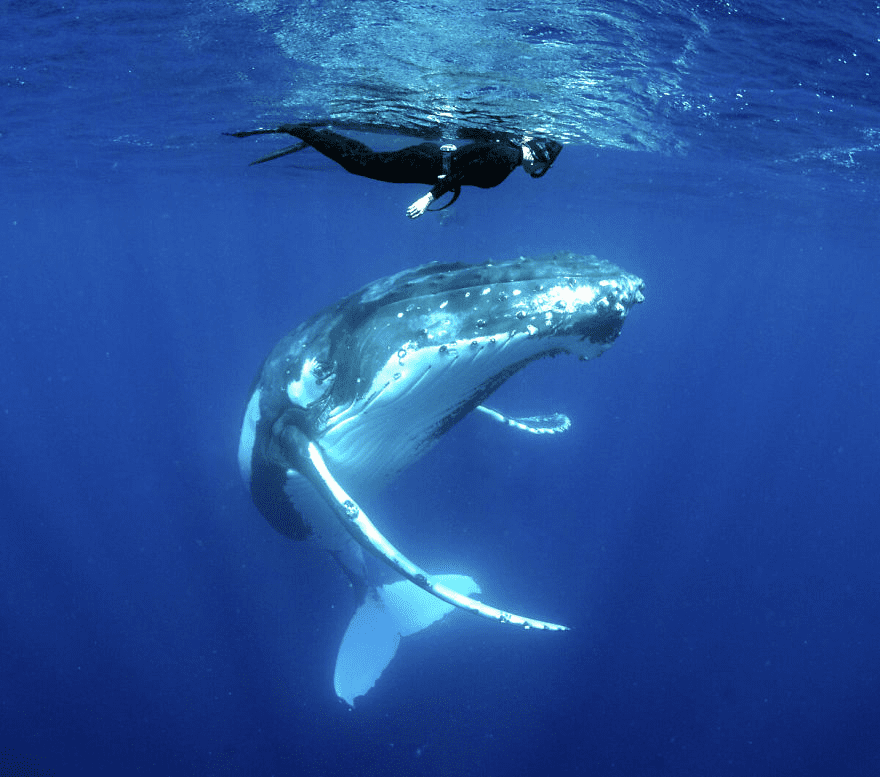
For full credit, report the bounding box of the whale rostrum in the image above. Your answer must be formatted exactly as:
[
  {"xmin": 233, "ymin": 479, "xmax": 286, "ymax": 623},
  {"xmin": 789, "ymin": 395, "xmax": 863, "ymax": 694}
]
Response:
[{"xmin": 239, "ymin": 251, "xmax": 645, "ymax": 704}]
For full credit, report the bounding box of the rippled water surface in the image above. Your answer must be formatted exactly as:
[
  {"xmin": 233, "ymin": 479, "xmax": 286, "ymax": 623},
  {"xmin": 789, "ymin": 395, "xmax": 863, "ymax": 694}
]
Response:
[{"xmin": 4, "ymin": 1, "xmax": 879, "ymax": 182}]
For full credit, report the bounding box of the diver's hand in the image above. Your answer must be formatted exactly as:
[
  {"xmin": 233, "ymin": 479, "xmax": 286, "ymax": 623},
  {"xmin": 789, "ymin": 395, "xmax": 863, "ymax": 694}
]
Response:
[{"xmin": 406, "ymin": 192, "xmax": 434, "ymax": 219}]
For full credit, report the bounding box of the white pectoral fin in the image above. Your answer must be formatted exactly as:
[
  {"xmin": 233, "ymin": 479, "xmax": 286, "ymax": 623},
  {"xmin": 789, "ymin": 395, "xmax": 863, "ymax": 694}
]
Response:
[
  {"xmin": 334, "ymin": 575, "xmax": 479, "ymax": 706},
  {"xmin": 476, "ymin": 405, "xmax": 571, "ymax": 435},
  {"xmin": 304, "ymin": 441, "xmax": 568, "ymax": 632}
]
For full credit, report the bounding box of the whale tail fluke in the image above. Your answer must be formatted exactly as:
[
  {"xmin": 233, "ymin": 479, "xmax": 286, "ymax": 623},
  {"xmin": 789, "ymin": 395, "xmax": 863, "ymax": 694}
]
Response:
[{"xmin": 333, "ymin": 574, "xmax": 480, "ymax": 707}]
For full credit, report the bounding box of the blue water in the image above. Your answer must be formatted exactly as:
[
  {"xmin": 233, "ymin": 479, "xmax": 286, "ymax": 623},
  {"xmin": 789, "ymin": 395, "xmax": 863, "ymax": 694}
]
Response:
[{"xmin": 2, "ymin": 1, "xmax": 879, "ymax": 775}]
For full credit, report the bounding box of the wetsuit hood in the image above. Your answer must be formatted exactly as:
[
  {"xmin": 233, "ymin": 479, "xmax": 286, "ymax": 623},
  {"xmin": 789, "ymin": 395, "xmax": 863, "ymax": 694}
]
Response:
[{"xmin": 524, "ymin": 138, "xmax": 563, "ymax": 177}]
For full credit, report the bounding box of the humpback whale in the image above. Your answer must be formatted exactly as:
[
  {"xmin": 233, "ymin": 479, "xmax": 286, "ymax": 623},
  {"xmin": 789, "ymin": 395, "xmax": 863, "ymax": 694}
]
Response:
[{"xmin": 238, "ymin": 251, "xmax": 644, "ymax": 705}]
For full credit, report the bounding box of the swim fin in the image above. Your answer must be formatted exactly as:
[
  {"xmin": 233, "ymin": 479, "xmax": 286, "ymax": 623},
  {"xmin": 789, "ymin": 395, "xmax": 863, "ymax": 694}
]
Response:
[{"xmin": 223, "ymin": 129, "xmax": 309, "ymax": 164}]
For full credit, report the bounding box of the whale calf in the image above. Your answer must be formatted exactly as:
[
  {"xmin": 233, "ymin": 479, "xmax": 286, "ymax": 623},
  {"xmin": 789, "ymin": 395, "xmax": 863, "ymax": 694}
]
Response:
[{"xmin": 238, "ymin": 251, "xmax": 644, "ymax": 705}]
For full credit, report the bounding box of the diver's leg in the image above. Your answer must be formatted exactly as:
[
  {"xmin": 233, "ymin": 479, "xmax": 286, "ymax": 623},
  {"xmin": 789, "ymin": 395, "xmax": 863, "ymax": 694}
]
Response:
[
  {"xmin": 276, "ymin": 127, "xmax": 440, "ymax": 184},
  {"xmin": 227, "ymin": 124, "xmax": 441, "ymax": 183},
  {"xmin": 280, "ymin": 127, "xmax": 376, "ymax": 172}
]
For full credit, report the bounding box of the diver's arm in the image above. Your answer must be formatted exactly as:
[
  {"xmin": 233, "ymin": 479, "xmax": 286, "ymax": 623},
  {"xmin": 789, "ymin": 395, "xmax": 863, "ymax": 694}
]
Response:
[
  {"xmin": 406, "ymin": 157, "xmax": 459, "ymax": 218},
  {"xmin": 406, "ymin": 191, "xmax": 435, "ymax": 219}
]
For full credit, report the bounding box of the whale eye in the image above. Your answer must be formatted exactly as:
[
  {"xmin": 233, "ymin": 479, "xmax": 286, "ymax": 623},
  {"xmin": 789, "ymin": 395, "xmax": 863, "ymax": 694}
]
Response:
[{"xmin": 287, "ymin": 357, "xmax": 333, "ymax": 408}]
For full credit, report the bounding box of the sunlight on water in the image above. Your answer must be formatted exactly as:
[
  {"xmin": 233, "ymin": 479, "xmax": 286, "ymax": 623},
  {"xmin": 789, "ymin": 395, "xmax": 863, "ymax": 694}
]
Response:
[{"xmin": 234, "ymin": 0, "xmax": 709, "ymax": 152}]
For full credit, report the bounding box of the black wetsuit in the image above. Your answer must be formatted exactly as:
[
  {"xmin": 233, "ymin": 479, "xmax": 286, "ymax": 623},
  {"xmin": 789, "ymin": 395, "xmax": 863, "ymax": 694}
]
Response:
[{"xmin": 277, "ymin": 124, "xmax": 523, "ymax": 203}]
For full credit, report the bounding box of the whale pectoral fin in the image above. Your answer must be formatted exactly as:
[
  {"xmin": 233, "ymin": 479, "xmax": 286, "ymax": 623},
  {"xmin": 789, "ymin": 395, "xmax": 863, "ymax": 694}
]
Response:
[
  {"xmin": 302, "ymin": 440, "xmax": 568, "ymax": 632},
  {"xmin": 334, "ymin": 574, "xmax": 480, "ymax": 707},
  {"xmin": 476, "ymin": 405, "xmax": 572, "ymax": 435}
]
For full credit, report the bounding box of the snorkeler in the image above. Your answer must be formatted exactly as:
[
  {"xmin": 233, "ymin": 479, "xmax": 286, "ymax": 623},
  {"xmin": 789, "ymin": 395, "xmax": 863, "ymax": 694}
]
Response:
[{"xmin": 225, "ymin": 123, "xmax": 563, "ymax": 218}]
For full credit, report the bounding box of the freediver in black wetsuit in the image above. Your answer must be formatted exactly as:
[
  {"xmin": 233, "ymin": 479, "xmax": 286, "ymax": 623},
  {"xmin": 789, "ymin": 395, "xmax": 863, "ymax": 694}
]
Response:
[{"xmin": 225, "ymin": 123, "xmax": 563, "ymax": 218}]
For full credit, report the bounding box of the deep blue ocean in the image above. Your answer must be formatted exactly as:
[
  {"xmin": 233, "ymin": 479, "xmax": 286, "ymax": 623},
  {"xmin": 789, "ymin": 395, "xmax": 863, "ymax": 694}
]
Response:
[{"xmin": 2, "ymin": 1, "xmax": 879, "ymax": 775}]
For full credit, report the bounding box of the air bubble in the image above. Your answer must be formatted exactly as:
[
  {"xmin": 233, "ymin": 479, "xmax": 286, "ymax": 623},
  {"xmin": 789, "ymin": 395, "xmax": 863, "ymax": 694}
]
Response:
[
  {"xmin": 515, "ymin": 310, "xmax": 526, "ymax": 319},
  {"xmin": 475, "ymin": 318, "xmax": 487, "ymax": 328}
]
